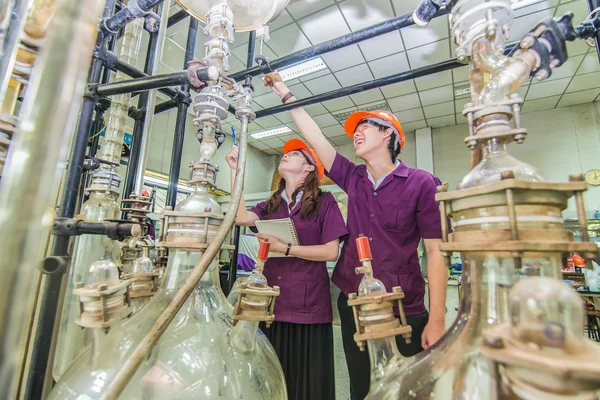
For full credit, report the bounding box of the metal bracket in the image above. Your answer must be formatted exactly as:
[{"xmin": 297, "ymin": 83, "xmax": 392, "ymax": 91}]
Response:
[
  {"xmin": 84, "ymin": 83, "xmax": 100, "ymax": 101},
  {"xmin": 255, "ymin": 55, "xmax": 274, "ymax": 75},
  {"xmin": 83, "ymin": 156, "xmax": 101, "ymax": 171},
  {"xmin": 40, "ymin": 256, "xmax": 69, "ymax": 276},
  {"xmin": 144, "ymin": 12, "xmax": 161, "ymax": 33}
]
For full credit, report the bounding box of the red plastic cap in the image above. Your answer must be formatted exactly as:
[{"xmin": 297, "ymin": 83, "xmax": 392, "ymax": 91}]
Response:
[
  {"xmin": 258, "ymin": 241, "xmax": 271, "ymax": 261},
  {"xmin": 573, "ymin": 254, "xmax": 585, "ymax": 267},
  {"xmin": 356, "ymin": 236, "xmax": 372, "ymax": 261}
]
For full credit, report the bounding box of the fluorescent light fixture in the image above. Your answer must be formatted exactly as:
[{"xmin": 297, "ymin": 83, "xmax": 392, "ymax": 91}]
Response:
[
  {"xmin": 511, "ymin": 0, "xmax": 544, "ymax": 10},
  {"xmin": 250, "ymin": 126, "xmax": 292, "ymax": 139},
  {"xmin": 454, "ymin": 85, "xmax": 471, "ymax": 98},
  {"xmin": 332, "ymin": 102, "xmax": 390, "ymax": 122},
  {"xmin": 277, "ymin": 57, "xmax": 328, "ymax": 81}
]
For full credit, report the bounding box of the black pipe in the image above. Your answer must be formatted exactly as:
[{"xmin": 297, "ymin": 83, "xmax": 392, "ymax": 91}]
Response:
[
  {"xmin": 103, "ymin": 0, "xmax": 165, "ymax": 34},
  {"xmin": 167, "ymin": 9, "xmax": 189, "ymax": 28},
  {"xmin": 256, "ymin": 59, "xmax": 463, "ymax": 117},
  {"xmin": 246, "ymin": 30, "xmax": 256, "ymax": 69},
  {"xmin": 123, "ymin": 2, "xmax": 164, "ymax": 203},
  {"xmin": 588, "ymin": 0, "xmax": 600, "ymax": 65},
  {"xmin": 89, "ymin": 105, "xmax": 105, "ymax": 157},
  {"xmin": 154, "ymin": 98, "xmax": 179, "ymax": 114},
  {"xmin": 229, "ymin": 8, "xmax": 449, "ymax": 81},
  {"xmin": 114, "ymin": 59, "xmax": 180, "ymax": 99},
  {"xmin": 96, "ymin": 70, "xmax": 189, "ymax": 96},
  {"xmin": 228, "ymin": 225, "xmax": 241, "ymax": 293},
  {"xmin": 24, "ymin": 3, "xmax": 117, "ymax": 398},
  {"xmin": 166, "ymin": 18, "xmax": 198, "ymax": 209}
]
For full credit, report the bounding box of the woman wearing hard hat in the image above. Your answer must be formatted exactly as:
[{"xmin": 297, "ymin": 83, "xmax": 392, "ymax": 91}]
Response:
[
  {"xmin": 265, "ymin": 72, "xmax": 448, "ymax": 400},
  {"xmin": 226, "ymin": 138, "xmax": 348, "ymax": 400}
]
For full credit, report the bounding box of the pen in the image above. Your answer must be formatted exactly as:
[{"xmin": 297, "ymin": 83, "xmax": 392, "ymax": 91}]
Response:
[{"xmin": 231, "ymin": 127, "xmax": 237, "ymax": 146}]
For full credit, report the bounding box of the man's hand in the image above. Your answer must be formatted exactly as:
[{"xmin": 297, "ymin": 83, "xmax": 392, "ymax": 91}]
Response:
[
  {"xmin": 264, "ymin": 71, "xmax": 289, "ymax": 98},
  {"xmin": 421, "ymin": 318, "xmax": 445, "ymax": 349}
]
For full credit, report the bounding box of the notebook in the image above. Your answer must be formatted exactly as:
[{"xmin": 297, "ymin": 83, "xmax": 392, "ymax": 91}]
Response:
[{"xmin": 254, "ymin": 218, "xmax": 300, "ymax": 258}]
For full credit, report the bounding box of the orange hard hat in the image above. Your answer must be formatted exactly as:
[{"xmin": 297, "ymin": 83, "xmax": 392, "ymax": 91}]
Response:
[
  {"xmin": 344, "ymin": 110, "xmax": 405, "ymax": 149},
  {"xmin": 283, "ymin": 138, "xmax": 324, "ymax": 181},
  {"xmin": 141, "ymin": 187, "xmax": 150, "ymax": 197}
]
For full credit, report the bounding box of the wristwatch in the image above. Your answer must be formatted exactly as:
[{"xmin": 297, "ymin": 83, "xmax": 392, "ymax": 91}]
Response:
[
  {"xmin": 281, "ymin": 92, "xmax": 294, "ymax": 104},
  {"xmin": 285, "ymin": 243, "xmax": 292, "ymax": 256}
]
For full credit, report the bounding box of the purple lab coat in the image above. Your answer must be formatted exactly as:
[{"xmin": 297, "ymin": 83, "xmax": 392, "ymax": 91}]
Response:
[
  {"xmin": 251, "ymin": 192, "xmax": 348, "ymax": 324},
  {"xmin": 326, "ymin": 152, "xmax": 443, "ymax": 316}
]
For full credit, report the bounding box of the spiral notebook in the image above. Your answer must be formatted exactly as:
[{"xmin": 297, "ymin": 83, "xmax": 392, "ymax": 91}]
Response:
[{"xmin": 254, "ymin": 218, "xmax": 300, "ymax": 258}]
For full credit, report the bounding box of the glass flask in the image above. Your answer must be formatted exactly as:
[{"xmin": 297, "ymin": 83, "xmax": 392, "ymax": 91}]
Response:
[
  {"xmin": 52, "ymin": 190, "xmax": 120, "ymax": 380},
  {"xmin": 50, "ymin": 182, "xmax": 287, "ymax": 399}
]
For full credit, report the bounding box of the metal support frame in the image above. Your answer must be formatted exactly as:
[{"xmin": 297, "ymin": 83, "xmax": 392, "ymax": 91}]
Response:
[
  {"xmin": 228, "ymin": 224, "xmax": 242, "ymax": 292},
  {"xmin": 166, "ymin": 18, "xmax": 198, "ymax": 209},
  {"xmin": 167, "ymin": 9, "xmax": 189, "ymax": 28}
]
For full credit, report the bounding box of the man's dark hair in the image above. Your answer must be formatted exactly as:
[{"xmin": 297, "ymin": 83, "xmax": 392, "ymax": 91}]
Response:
[{"xmin": 364, "ymin": 120, "xmax": 401, "ymax": 163}]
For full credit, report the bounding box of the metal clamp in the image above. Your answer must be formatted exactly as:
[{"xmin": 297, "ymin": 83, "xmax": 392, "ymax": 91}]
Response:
[
  {"xmin": 255, "ymin": 55, "xmax": 274, "ymax": 75},
  {"xmin": 144, "ymin": 12, "xmax": 160, "ymax": 33}
]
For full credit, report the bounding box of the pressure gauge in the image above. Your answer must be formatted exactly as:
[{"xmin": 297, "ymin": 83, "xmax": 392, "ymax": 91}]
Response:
[{"xmin": 584, "ymin": 169, "xmax": 600, "ymax": 186}]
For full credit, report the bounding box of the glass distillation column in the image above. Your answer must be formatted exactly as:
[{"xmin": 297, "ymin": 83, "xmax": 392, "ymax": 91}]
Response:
[
  {"xmin": 362, "ymin": 1, "xmax": 600, "ymax": 398},
  {"xmin": 0, "ymin": 0, "xmax": 56, "ymax": 176},
  {"xmin": 346, "ymin": 236, "xmax": 412, "ymax": 397},
  {"xmin": 120, "ymin": 194, "xmax": 158, "ymax": 313},
  {"xmin": 52, "ymin": 17, "xmax": 145, "ymax": 380}
]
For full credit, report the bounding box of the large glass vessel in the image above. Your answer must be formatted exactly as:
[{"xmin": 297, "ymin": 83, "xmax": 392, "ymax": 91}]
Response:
[{"xmin": 49, "ymin": 180, "xmax": 287, "ymax": 399}]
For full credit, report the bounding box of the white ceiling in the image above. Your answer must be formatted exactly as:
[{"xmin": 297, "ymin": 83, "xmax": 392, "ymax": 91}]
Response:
[{"xmin": 147, "ymin": 0, "xmax": 600, "ymax": 156}]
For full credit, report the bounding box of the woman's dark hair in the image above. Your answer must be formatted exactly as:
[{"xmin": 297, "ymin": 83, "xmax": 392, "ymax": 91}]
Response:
[
  {"xmin": 363, "ymin": 120, "xmax": 401, "ymax": 163},
  {"xmin": 263, "ymin": 152, "xmax": 322, "ymax": 220}
]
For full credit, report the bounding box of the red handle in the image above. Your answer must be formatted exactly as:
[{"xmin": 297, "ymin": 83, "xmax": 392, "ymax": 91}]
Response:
[
  {"xmin": 258, "ymin": 241, "xmax": 271, "ymax": 261},
  {"xmin": 356, "ymin": 236, "xmax": 372, "ymax": 261}
]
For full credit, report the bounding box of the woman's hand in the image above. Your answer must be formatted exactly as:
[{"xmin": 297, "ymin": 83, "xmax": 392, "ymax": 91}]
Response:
[
  {"xmin": 264, "ymin": 71, "xmax": 289, "ymax": 99},
  {"xmin": 225, "ymin": 145, "xmax": 239, "ymax": 170},
  {"xmin": 256, "ymin": 233, "xmax": 287, "ymax": 254}
]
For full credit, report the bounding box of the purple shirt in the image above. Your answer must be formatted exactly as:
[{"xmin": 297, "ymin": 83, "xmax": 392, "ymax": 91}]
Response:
[
  {"xmin": 326, "ymin": 152, "xmax": 443, "ymax": 316},
  {"xmin": 251, "ymin": 192, "xmax": 348, "ymax": 324}
]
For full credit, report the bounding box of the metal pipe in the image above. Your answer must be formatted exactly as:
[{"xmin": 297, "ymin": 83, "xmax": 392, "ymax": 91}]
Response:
[
  {"xmin": 246, "ymin": 30, "xmax": 256, "ymax": 68},
  {"xmin": 0, "ymin": 0, "xmax": 34, "ymax": 105},
  {"xmin": 102, "ymin": 114, "xmax": 250, "ymax": 399},
  {"xmin": 0, "ymin": 0, "xmax": 111, "ymax": 397},
  {"xmin": 102, "ymin": 0, "xmax": 164, "ymax": 34},
  {"xmin": 113, "ymin": 59, "xmax": 180, "ymax": 99},
  {"xmin": 256, "ymin": 59, "xmax": 463, "ymax": 118},
  {"xmin": 124, "ymin": 0, "xmax": 170, "ymax": 201},
  {"xmin": 229, "ymin": 7, "xmax": 450, "ymax": 82},
  {"xmin": 96, "ymin": 70, "xmax": 188, "ymax": 96},
  {"xmin": 587, "ymin": 0, "xmax": 600, "ymax": 65},
  {"xmin": 228, "ymin": 224, "xmax": 241, "ymax": 292},
  {"xmin": 167, "ymin": 8, "xmax": 188, "ymax": 28},
  {"xmin": 153, "ymin": 98, "xmax": 178, "ymax": 114},
  {"xmin": 166, "ymin": 17, "xmax": 197, "ymax": 209},
  {"xmin": 132, "ymin": 0, "xmax": 171, "ymax": 196},
  {"xmin": 89, "ymin": 105, "xmax": 106, "ymax": 157}
]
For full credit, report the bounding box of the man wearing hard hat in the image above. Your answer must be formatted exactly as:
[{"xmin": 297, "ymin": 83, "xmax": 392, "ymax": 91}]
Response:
[{"xmin": 265, "ymin": 73, "xmax": 447, "ymax": 400}]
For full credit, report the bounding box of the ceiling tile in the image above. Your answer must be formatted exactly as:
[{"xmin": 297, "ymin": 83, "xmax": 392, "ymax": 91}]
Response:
[
  {"xmin": 287, "ymin": 82, "xmax": 313, "ymax": 99},
  {"xmin": 390, "ymin": 0, "xmax": 422, "ymax": 16},
  {"xmin": 322, "ymin": 125, "xmax": 346, "ymax": 137},
  {"xmin": 381, "ymin": 80, "xmax": 417, "ymax": 98},
  {"xmin": 339, "ymin": 0, "xmax": 395, "ymax": 31},
  {"xmin": 427, "ymin": 115, "xmax": 456, "ymax": 128},
  {"xmin": 251, "ymin": 142, "xmax": 271, "ymax": 151},
  {"xmin": 255, "ymin": 115, "xmax": 282, "ymax": 128},
  {"xmin": 299, "ymin": 68, "xmax": 332, "ymax": 82},
  {"xmin": 350, "ymin": 88, "xmax": 384, "ymax": 105},
  {"xmin": 521, "ymin": 95, "xmax": 560, "ymax": 113},
  {"xmin": 577, "ymin": 51, "xmax": 600, "ymax": 75},
  {"xmin": 323, "ymin": 97, "xmax": 356, "ymax": 111},
  {"xmin": 419, "ymin": 85, "xmax": 453, "ymax": 106},
  {"xmin": 510, "ymin": 9, "xmax": 557, "ymax": 43},
  {"xmin": 565, "ymin": 39, "xmax": 591, "ymax": 57},
  {"xmin": 452, "ymin": 66, "xmax": 470, "ymax": 83},
  {"xmin": 334, "ymin": 63, "xmax": 374, "ymax": 86},
  {"xmin": 557, "ymin": 88, "xmax": 600, "ymax": 107},
  {"xmin": 262, "ymin": 137, "xmax": 286, "ymax": 148},
  {"xmin": 423, "ymin": 101, "xmax": 454, "ymax": 119},
  {"xmin": 544, "ymin": 54, "xmax": 585, "ymax": 82},
  {"xmin": 526, "ymin": 77, "xmax": 571, "ymax": 100},
  {"xmin": 368, "ymin": 52, "xmax": 410, "ymax": 79},
  {"xmin": 359, "ymin": 32, "xmax": 404, "ymax": 61},
  {"xmin": 401, "ymin": 17, "xmax": 449, "ymax": 50},
  {"xmin": 298, "ymin": 6, "xmax": 350, "ymax": 43},
  {"xmin": 455, "ymin": 112, "xmax": 467, "ymax": 124},
  {"xmin": 276, "ymin": 112, "xmax": 294, "ymax": 123},
  {"xmin": 279, "ymin": 132, "xmax": 304, "ymax": 142},
  {"xmin": 407, "ymin": 39, "xmax": 450, "ymax": 69},
  {"xmin": 401, "ymin": 119, "xmax": 427, "ymax": 132},
  {"xmin": 387, "ymin": 93, "xmax": 421, "ymax": 112},
  {"xmin": 322, "ymin": 44, "xmax": 365, "ymax": 71},
  {"xmin": 253, "ymin": 93, "xmax": 282, "ymax": 108},
  {"xmin": 313, "ymin": 113, "xmax": 340, "ymax": 127},
  {"xmin": 414, "ymin": 71, "xmax": 452, "ymax": 91},
  {"xmin": 566, "ymin": 71, "xmax": 600, "ymax": 93},
  {"xmin": 267, "ymin": 24, "xmax": 311, "ymax": 57},
  {"xmin": 395, "ymin": 107, "xmax": 425, "ymax": 123},
  {"xmin": 556, "ymin": 0, "xmax": 590, "ymax": 22},
  {"xmin": 516, "ymin": 85, "xmax": 529, "ymax": 99},
  {"xmin": 304, "ymin": 103, "xmax": 329, "ymax": 116},
  {"xmin": 285, "ymin": 121, "xmax": 299, "ymax": 132},
  {"xmin": 455, "ymin": 98, "xmax": 470, "ymax": 114},
  {"xmin": 330, "ymin": 135, "xmax": 354, "ymax": 145},
  {"xmin": 286, "ymin": 0, "xmax": 335, "ymax": 20},
  {"xmin": 304, "ymin": 74, "xmax": 342, "ymax": 95},
  {"xmin": 270, "ymin": 9, "xmax": 294, "ymax": 31},
  {"xmin": 264, "ymin": 148, "xmax": 282, "ymax": 155}
]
